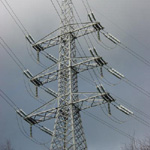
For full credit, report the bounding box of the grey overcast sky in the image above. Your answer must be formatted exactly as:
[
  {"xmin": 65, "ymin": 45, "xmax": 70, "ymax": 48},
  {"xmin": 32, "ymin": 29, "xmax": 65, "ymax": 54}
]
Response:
[{"xmin": 0, "ymin": 0, "xmax": 150, "ymax": 150}]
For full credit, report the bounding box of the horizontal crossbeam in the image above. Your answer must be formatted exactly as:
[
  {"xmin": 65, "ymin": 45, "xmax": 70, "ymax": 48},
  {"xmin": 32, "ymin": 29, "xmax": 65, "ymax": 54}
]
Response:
[
  {"xmin": 30, "ymin": 57, "xmax": 101, "ymax": 85},
  {"xmin": 24, "ymin": 92, "xmax": 107, "ymax": 123},
  {"xmin": 28, "ymin": 22, "xmax": 102, "ymax": 51}
]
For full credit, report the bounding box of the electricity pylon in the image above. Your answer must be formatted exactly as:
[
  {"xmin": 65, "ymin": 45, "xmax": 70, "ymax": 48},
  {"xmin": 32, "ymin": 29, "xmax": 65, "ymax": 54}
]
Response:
[{"xmin": 17, "ymin": 0, "xmax": 133, "ymax": 149}]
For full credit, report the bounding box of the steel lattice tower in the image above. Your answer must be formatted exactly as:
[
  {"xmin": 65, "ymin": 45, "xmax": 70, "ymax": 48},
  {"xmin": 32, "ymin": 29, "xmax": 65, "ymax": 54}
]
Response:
[
  {"xmin": 19, "ymin": 0, "xmax": 133, "ymax": 149},
  {"xmin": 50, "ymin": 1, "xmax": 87, "ymax": 149}
]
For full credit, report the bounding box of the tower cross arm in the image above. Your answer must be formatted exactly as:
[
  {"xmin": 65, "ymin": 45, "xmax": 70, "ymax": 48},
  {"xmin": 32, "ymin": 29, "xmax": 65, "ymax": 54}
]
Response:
[
  {"xmin": 25, "ymin": 92, "xmax": 106, "ymax": 123},
  {"xmin": 72, "ymin": 57, "xmax": 102, "ymax": 73},
  {"xmin": 72, "ymin": 92, "xmax": 106, "ymax": 110},
  {"xmin": 30, "ymin": 56, "xmax": 105, "ymax": 85},
  {"xmin": 25, "ymin": 107, "xmax": 58, "ymax": 124},
  {"xmin": 32, "ymin": 22, "xmax": 102, "ymax": 51}
]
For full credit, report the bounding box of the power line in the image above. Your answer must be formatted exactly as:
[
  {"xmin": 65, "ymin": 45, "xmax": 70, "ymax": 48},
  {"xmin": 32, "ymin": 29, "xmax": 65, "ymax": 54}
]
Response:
[
  {"xmin": 1, "ymin": 0, "xmax": 51, "ymax": 70},
  {"xmin": 2, "ymin": 0, "xmax": 150, "ymax": 98},
  {"xmin": 72, "ymin": 1, "xmax": 150, "ymax": 116},
  {"xmin": 0, "ymin": 37, "xmax": 25, "ymax": 71},
  {"xmin": 100, "ymin": 104, "xmax": 127, "ymax": 124},
  {"xmin": 0, "ymin": 0, "xmax": 26, "ymax": 35},
  {"xmin": 100, "ymin": 30, "xmax": 150, "ymax": 68},
  {"xmin": 96, "ymin": 73, "xmax": 150, "ymax": 124},
  {"xmin": 81, "ymin": 0, "xmax": 89, "ymax": 14},
  {"xmin": 3, "ymin": 0, "xmax": 29, "ymax": 34},
  {"xmin": 1, "ymin": 1, "xmax": 150, "ymax": 149},
  {"xmin": 72, "ymin": 2, "xmax": 118, "ymax": 89},
  {"xmin": 81, "ymin": 0, "xmax": 150, "ymax": 68},
  {"xmin": 132, "ymin": 114, "xmax": 150, "ymax": 128},
  {"xmin": 90, "ymin": 4, "xmax": 150, "ymax": 54},
  {"xmin": 1, "ymin": 0, "xmax": 53, "ymax": 69},
  {"xmin": 23, "ymin": 75, "xmax": 47, "ymax": 104},
  {"xmin": 0, "ymin": 88, "xmax": 51, "ymax": 149},
  {"xmin": 0, "ymin": 89, "xmax": 18, "ymax": 110},
  {"xmin": 25, "ymin": 40, "xmax": 48, "ymax": 69},
  {"xmin": 79, "ymin": 72, "xmax": 150, "ymax": 126},
  {"xmin": 80, "ymin": 0, "xmax": 150, "ymax": 99},
  {"xmin": 84, "ymin": 0, "xmax": 150, "ymax": 68},
  {"xmin": 85, "ymin": 0, "xmax": 92, "ymax": 12},
  {"xmin": 92, "ymin": 32, "xmax": 117, "ymax": 50},
  {"xmin": 49, "ymin": 0, "xmax": 63, "ymax": 23},
  {"xmin": 47, "ymin": 0, "xmax": 150, "ymax": 104},
  {"xmin": 84, "ymin": 108, "xmax": 150, "ymax": 140},
  {"xmin": 16, "ymin": 114, "xmax": 50, "ymax": 150},
  {"xmin": 112, "ymin": 94, "xmax": 150, "ymax": 121},
  {"xmin": 2, "ymin": 81, "xmax": 150, "ymax": 143},
  {"xmin": 90, "ymin": 81, "xmax": 150, "ymax": 129},
  {"xmin": 71, "ymin": 2, "xmax": 104, "ymax": 86},
  {"xmin": 82, "ymin": 110, "xmax": 134, "ymax": 140},
  {"xmin": 123, "ymin": 78, "xmax": 150, "ymax": 98},
  {"xmin": 119, "ymin": 43, "xmax": 150, "ymax": 68},
  {"xmin": 110, "ymin": 102, "xmax": 150, "ymax": 128}
]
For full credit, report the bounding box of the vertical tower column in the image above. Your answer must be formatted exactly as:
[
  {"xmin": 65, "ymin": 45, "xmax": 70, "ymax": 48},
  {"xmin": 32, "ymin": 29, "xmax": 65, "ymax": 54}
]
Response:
[{"xmin": 50, "ymin": 0, "xmax": 87, "ymax": 149}]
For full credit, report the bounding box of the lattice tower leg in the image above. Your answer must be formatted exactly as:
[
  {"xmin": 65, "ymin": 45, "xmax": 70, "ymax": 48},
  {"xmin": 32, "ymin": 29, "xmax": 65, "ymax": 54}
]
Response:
[{"xmin": 50, "ymin": 0, "xmax": 87, "ymax": 149}]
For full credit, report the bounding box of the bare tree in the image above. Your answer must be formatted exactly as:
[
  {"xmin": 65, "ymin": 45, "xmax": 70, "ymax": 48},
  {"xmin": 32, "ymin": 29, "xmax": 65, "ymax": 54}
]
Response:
[
  {"xmin": 122, "ymin": 137, "xmax": 150, "ymax": 150},
  {"xmin": 0, "ymin": 140, "xmax": 14, "ymax": 150}
]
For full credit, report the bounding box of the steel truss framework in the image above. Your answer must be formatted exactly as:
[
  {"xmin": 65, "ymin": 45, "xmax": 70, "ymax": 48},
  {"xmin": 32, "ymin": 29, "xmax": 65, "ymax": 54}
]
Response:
[
  {"xmin": 21, "ymin": 0, "xmax": 129, "ymax": 149},
  {"xmin": 51, "ymin": 1, "xmax": 88, "ymax": 149},
  {"xmin": 24, "ymin": 0, "xmax": 105, "ymax": 149}
]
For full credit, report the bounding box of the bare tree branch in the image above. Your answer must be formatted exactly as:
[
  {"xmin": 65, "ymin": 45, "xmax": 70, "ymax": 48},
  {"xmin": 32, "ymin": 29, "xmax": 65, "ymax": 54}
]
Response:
[{"xmin": 122, "ymin": 136, "xmax": 150, "ymax": 150}]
